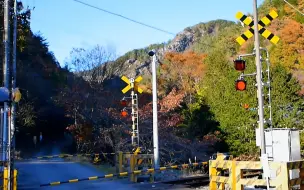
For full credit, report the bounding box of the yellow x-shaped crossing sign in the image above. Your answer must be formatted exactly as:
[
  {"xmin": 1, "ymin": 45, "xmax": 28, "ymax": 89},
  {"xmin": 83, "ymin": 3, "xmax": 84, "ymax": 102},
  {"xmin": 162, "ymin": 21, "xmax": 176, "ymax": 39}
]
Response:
[
  {"xmin": 236, "ymin": 10, "xmax": 280, "ymax": 45},
  {"xmin": 121, "ymin": 76, "xmax": 143, "ymax": 94}
]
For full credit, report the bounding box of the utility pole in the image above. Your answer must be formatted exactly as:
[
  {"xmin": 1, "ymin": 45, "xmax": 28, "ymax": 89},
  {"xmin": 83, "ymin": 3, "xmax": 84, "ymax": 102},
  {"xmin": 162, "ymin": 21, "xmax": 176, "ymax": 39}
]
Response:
[
  {"xmin": 3, "ymin": 0, "xmax": 11, "ymax": 188},
  {"xmin": 11, "ymin": 0, "xmax": 18, "ymax": 182},
  {"xmin": 148, "ymin": 50, "xmax": 159, "ymax": 169},
  {"xmin": 253, "ymin": 0, "xmax": 266, "ymax": 155}
]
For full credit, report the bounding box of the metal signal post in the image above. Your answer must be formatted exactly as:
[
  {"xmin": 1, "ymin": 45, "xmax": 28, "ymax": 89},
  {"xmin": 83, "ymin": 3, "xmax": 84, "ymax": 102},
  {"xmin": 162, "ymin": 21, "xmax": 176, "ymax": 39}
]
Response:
[
  {"xmin": 121, "ymin": 76, "xmax": 143, "ymax": 147},
  {"xmin": 130, "ymin": 86, "xmax": 139, "ymax": 146},
  {"xmin": 253, "ymin": 0, "xmax": 266, "ymax": 155},
  {"xmin": 235, "ymin": 1, "xmax": 280, "ymax": 157}
]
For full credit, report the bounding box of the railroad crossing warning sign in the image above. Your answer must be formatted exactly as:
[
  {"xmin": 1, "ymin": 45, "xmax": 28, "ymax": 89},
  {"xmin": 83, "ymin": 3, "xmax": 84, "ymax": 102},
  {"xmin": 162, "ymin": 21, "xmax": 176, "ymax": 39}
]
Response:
[
  {"xmin": 236, "ymin": 10, "xmax": 280, "ymax": 45},
  {"xmin": 121, "ymin": 76, "xmax": 143, "ymax": 94}
]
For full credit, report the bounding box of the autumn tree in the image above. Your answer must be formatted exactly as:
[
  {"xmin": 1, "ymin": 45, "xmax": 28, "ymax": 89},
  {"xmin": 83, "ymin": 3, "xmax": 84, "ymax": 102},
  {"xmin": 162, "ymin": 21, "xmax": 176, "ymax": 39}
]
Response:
[
  {"xmin": 270, "ymin": 19, "xmax": 304, "ymax": 70},
  {"xmin": 159, "ymin": 51, "xmax": 207, "ymax": 103}
]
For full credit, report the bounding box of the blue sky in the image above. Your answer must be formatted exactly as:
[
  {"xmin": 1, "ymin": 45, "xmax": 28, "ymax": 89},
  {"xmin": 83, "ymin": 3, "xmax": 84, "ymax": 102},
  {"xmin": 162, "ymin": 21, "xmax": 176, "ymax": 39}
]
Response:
[{"xmin": 23, "ymin": 0, "xmax": 263, "ymax": 66}]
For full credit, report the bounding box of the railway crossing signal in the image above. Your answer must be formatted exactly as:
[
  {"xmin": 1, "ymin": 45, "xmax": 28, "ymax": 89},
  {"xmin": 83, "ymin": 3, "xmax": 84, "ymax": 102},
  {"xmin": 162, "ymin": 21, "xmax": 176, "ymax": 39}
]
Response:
[
  {"xmin": 121, "ymin": 76, "xmax": 143, "ymax": 94},
  {"xmin": 120, "ymin": 75, "xmax": 143, "ymax": 147},
  {"xmin": 236, "ymin": 10, "xmax": 280, "ymax": 45}
]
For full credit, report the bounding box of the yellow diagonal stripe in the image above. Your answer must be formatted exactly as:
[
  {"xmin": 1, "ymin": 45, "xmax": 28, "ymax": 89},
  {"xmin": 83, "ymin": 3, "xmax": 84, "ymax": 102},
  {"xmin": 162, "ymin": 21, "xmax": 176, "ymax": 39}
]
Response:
[
  {"xmin": 121, "ymin": 76, "xmax": 130, "ymax": 84},
  {"xmin": 89, "ymin": 176, "xmax": 98, "ymax": 180},
  {"xmin": 257, "ymin": 24, "xmax": 280, "ymax": 44},
  {"xmin": 236, "ymin": 29, "xmax": 254, "ymax": 45},
  {"xmin": 105, "ymin": 174, "xmax": 113, "ymax": 178},
  {"xmin": 260, "ymin": 17, "xmax": 271, "ymax": 26},
  {"xmin": 69, "ymin": 179, "xmax": 78, "ymax": 183},
  {"xmin": 259, "ymin": 10, "xmax": 278, "ymax": 26},
  {"xmin": 269, "ymin": 10, "xmax": 278, "ymax": 19},
  {"xmin": 236, "ymin": 37, "xmax": 246, "ymax": 45},
  {"xmin": 119, "ymin": 172, "xmax": 128, "ymax": 176},
  {"xmin": 137, "ymin": 87, "xmax": 143, "ymax": 94},
  {"xmin": 235, "ymin": 11, "xmax": 252, "ymax": 26},
  {"xmin": 244, "ymin": 30, "xmax": 254, "ymax": 38},
  {"xmin": 135, "ymin": 76, "xmax": 142, "ymax": 83},
  {"xmin": 50, "ymin": 182, "xmax": 60, "ymax": 185},
  {"xmin": 235, "ymin": 11, "xmax": 244, "ymax": 20},
  {"xmin": 270, "ymin": 35, "xmax": 280, "ymax": 44},
  {"xmin": 133, "ymin": 170, "xmax": 141, "ymax": 174},
  {"xmin": 122, "ymin": 85, "xmax": 131, "ymax": 94},
  {"xmin": 243, "ymin": 17, "xmax": 252, "ymax": 26}
]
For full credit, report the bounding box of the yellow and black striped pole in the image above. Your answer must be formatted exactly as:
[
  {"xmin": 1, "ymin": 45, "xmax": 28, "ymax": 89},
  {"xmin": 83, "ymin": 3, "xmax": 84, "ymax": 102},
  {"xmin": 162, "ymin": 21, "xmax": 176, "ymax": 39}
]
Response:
[
  {"xmin": 40, "ymin": 161, "xmax": 208, "ymax": 187},
  {"xmin": 236, "ymin": 10, "xmax": 280, "ymax": 45}
]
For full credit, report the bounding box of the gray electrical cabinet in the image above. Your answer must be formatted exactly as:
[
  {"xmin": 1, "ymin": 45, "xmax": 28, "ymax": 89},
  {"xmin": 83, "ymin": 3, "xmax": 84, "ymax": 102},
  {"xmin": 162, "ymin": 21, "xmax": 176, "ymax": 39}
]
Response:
[
  {"xmin": 256, "ymin": 128, "xmax": 301, "ymax": 161},
  {"xmin": 256, "ymin": 128, "xmax": 301, "ymax": 179}
]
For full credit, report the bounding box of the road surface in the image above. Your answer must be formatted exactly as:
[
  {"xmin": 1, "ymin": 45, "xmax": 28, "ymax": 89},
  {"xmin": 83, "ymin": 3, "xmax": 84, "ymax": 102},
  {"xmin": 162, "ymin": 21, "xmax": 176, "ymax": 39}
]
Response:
[
  {"xmin": 16, "ymin": 159, "xmax": 199, "ymax": 190},
  {"xmin": 16, "ymin": 158, "xmax": 138, "ymax": 190}
]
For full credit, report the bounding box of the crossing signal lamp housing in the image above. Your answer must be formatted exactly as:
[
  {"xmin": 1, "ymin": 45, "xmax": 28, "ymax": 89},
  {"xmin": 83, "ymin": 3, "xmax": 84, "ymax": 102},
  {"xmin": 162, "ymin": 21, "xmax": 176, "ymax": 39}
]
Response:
[
  {"xmin": 120, "ymin": 99, "xmax": 128, "ymax": 107},
  {"xmin": 235, "ymin": 79, "xmax": 246, "ymax": 91},
  {"xmin": 234, "ymin": 59, "xmax": 246, "ymax": 71},
  {"xmin": 121, "ymin": 109, "xmax": 128, "ymax": 117}
]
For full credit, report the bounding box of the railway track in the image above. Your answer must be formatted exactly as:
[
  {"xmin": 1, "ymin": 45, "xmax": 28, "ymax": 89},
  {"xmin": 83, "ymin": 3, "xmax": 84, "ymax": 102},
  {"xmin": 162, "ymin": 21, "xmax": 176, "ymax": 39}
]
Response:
[{"xmin": 159, "ymin": 175, "xmax": 210, "ymax": 188}]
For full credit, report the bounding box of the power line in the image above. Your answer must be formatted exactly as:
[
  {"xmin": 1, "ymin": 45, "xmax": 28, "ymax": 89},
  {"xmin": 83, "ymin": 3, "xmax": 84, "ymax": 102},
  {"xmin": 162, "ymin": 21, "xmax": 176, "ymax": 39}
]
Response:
[
  {"xmin": 72, "ymin": 0, "xmax": 176, "ymax": 36},
  {"xmin": 73, "ymin": 0, "xmax": 217, "ymax": 50},
  {"xmin": 282, "ymin": 0, "xmax": 304, "ymax": 16}
]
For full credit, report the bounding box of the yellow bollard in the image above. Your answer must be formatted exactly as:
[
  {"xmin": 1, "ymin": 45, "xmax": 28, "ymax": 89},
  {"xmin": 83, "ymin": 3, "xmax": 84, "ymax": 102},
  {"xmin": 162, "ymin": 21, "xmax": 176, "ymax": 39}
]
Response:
[
  {"xmin": 13, "ymin": 169, "xmax": 17, "ymax": 190},
  {"xmin": 130, "ymin": 154, "xmax": 138, "ymax": 182},
  {"xmin": 231, "ymin": 160, "xmax": 236, "ymax": 190},
  {"xmin": 116, "ymin": 151, "xmax": 123, "ymax": 174},
  {"xmin": 209, "ymin": 163, "xmax": 217, "ymax": 190},
  {"xmin": 3, "ymin": 167, "xmax": 8, "ymax": 190}
]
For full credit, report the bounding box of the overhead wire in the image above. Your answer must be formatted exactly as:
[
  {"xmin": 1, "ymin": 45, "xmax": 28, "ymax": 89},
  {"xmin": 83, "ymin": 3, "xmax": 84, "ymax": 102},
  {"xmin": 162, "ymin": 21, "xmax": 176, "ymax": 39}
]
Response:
[
  {"xmin": 72, "ymin": 0, "xmax": 175, "ymax": 36},
  {"xmin": 282, "ymin": 0, "xmax": 304, "ymax": 16},
  {"xmin": 72, "ymin": 0, "xmax": 217, "ymax": 49}
]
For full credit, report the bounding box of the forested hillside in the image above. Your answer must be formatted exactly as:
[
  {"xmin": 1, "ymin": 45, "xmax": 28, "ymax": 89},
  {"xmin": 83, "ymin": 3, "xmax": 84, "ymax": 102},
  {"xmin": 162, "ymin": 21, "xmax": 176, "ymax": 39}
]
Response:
[
  {"xmin": 0, "ymin": 1, "xmax": 71, "ymax": 153},
  {"xmin": 6, "ymin": 0, "xmax": 304, "ymax": 162}
]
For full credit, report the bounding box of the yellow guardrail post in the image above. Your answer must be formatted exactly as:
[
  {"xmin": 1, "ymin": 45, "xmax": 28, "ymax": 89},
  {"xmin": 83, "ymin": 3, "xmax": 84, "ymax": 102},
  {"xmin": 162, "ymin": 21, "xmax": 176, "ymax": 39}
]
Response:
[
  {"xmin": 130, "ymin": 154, "xmax": 138, "ymax": 182},
  {"xmin": 116, "ymin": 151, "xmax": 123, "ymax": 175},
  {"xmin": 231, "ymin": 160, "xmax": 236, "ymax": 190},
  {"xmin": 13, "ymin": 169, "xmax": 17, "ymax": 190},
  {"xmin": 209, "ymin": 161, "xmax": 217, "ymax": 190},
  {"xmin": 149, "ymin": 158, "xmax": 154, "ymax": 183},
  {"xmin": 3, "ymin": 167, "xmax": 7, "ymax": 190}
]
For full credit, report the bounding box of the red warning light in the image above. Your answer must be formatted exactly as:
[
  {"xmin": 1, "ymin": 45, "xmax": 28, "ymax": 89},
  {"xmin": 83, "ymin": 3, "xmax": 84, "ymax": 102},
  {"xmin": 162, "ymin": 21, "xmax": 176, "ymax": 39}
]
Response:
[
  {"xmin": 235, "ymin": 79, "xmax": 246, "ymax": 91},
  {"xmin": 121, "ymin": 110, "xmax": 128, "ymax": 117},
  {"xmin": 120, "ymin": 99, "xmax": 127, "ymax": 107},
  {"xmin": 234, "ymin": 59, "xmax": 246, "ymax": 71}
]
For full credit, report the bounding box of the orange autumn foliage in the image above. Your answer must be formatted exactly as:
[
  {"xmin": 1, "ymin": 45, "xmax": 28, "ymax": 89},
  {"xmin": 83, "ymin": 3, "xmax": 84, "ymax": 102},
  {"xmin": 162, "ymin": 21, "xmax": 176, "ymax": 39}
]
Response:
[
  {"xmin": 160, "ymin": 51, "xmax": 207, "ymax": 94},
  {"xmin": 270, "ymin": 19, "xmax": 304, "ymax": 70}
]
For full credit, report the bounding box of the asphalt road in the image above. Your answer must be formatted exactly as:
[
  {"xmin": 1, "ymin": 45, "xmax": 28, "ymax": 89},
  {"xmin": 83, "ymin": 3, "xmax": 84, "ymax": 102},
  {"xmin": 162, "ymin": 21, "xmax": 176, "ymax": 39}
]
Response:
[
  {"xmin": 16, "ymin": 159, "xmax": 138, "ymax": 190},
  {"xmin": 15, "ymin": 158, "xmax": 205, "ymax": 190}
]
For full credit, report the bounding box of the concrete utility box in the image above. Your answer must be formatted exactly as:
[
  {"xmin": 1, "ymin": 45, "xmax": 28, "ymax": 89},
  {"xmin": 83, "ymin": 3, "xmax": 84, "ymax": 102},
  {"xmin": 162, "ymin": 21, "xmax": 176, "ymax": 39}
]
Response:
[{"xmin": 256, "ymin": 128, "xmax": 301, "ymax": 179}]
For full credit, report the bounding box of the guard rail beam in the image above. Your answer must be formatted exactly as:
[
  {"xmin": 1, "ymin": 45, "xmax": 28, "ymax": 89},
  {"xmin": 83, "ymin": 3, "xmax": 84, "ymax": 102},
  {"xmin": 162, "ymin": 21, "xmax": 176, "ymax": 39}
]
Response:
[{"xmin": 40, "ymin": 161, "xmax": 208, "ymax": 187}]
